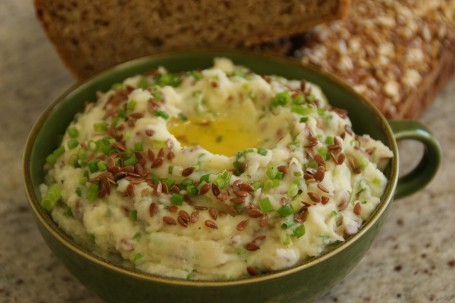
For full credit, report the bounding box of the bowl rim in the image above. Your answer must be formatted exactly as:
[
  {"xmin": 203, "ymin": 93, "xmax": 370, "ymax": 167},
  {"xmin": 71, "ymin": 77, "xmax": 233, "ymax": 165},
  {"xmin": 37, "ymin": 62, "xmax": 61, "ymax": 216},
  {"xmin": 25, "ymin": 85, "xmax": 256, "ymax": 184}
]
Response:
[{"xmin": 23, "ymin": 49, "xmax": 399, "ymax": 286}]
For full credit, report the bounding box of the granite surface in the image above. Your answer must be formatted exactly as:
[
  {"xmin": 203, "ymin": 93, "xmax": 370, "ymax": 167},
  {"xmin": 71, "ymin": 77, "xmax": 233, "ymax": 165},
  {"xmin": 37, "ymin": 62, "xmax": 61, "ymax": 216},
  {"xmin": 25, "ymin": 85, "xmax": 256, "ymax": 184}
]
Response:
[{"xmin": 1, "ymin": 1, "xmax": 454, "ymax": 302}]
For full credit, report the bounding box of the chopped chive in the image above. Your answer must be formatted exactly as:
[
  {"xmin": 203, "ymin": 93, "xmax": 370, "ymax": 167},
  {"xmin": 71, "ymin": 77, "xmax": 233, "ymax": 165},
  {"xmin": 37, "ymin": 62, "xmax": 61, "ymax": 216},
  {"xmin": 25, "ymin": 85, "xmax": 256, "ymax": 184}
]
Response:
[
  {"xmin": 277, "ymin": 205, "xmax": 293, "ymax": 217},
  {"xmin": 41, "ymin": 184, "xmax": 62, "ymax": 211},
  {"xmin": 317, "ymin": 108, "xmax": 326, "ymax": 116},
  {"xmin": 160, "ymin": 178, "xmax": 175, "ymax": 189},
  {"xmin": 67, "ymin": 139, "xmax": 79, "ymax": 149},
  {"xmin": 186, "ymin": 185, "xmax": 198, "ymax": 197},
  {"xmin": 200, "ymin": 174, "xmax": 210, "ymax": 183},
  {"xmin": 178, "ymin": 113, "xmax": 188, "ymax": 121},
  {"xmin": 123, "ymin": 155, "xmax": 137, "ymax": 167},
  {"xmin": 88, "ymin": 160, "xmax": 98, "ymax": 173},
  {"xmin": 317, "ymin": 147, "xmax": 330, "ymax": 161},
  {"xmin": 299, "ymin": 117, "xmax": 308, "ymax": 123},
  {"xmin": 325, "ymin": 136, "xmax": 334, "ymax": 145},
  {"xmin": 281, "ymin": 220, "xmax": 295, "ymax": 229},
  {"xmin": 188, "ymin": 70, "xmax": 203, "ymax": 80},
  {"xmin": 258, "ymin": 197, "xmax": 273, "ymax": 213},
  {"xmin": 133, "ymin": 231, "xmax": 142, "ymax": 241},
  {"xmin": 97, "ymin": 161, "xmax": 107, "ymax": 171},
  {"xmin": 68, "ymin": 127, "xmax": 79, "ymax": 138},
  {"xmin": 79, "ymin": 176, "xmax": 88, "ymax": 185},
  {"xmin": 134, "ymin": 142, "xmax": 144, "ymax": 152},
  {"xmin": 155, "ymin": 110, "xmax": 169, "ymax": 120},
  {"xmin": 287, "ymin": 183, "xmax": 299, "ymax": 198},
  {"xmin": 53, "ymin": 145, "xmax": 66, "ymax": 157},
  {"xmin": 266, "ymin": 166, "xmax": 284, "ymax": 180},
  {"xmin": 292, "ymin": 94, "xmax": 306, "ymax": 105},
  {"xmin": 290, "ymin": 199, "xmax": 301, "ymax": 212},
  {"xmin": 271, "ymin": 91, "xmax": 291, "ymax": 107},
  {"xmin": 291, "ymin": 104, "xmax": 312, "ymax": 116},
  {"xmin": 214, "ymin": 171, "xmax": 232, "ymax": 189},
  {"xmin": 86, "ymin": 183, "xmax": 99, "ymax": 201},
  {"xmin": 127, "ymin": 100, "xmax": 137, "ymax": 111},
  {"xmin": 170, "ymin": 193, "xmax": 184, "ymax": 205},
  {"xmin": 118, "ymin": 110, "xmax": 127, "ymax": 118},
  {"xmin": 138, "ymin": 77, "xmax": 150, "ymax": 89},
  {"xmin": 257, "ymin": 148, "xmax": 268, "ymax": 156},
  {"xmin": 111, "ymin": 83, "xmax": 125, "ymax": 90},
  {"xmin": 168, "ymin": 165, "xmax": 174, "ymax": 174},
  {"xmin": 180, "ymin": 178, "xmax": 194, "ymax": 188},
  {"xmin": 63, "ymin": 207, "xmax": 74, "ymax": 218},
  {"xmin": 155, "ymin": 73, "xmax": 182, "ymax": 87},
  {"xmin": 94, "ymin": 122, "xmax": 108, "ymax": 132},
  {"xmin": 132, "ymin": 252, "xmax": 143, "ymax": 262},
  {"xmin": 293, "ymin": 224, "xmax": 305, "ymax": 238},
  {"xmin": 130, "ymin": 209, "xmax": 138, "ymax": 221}
]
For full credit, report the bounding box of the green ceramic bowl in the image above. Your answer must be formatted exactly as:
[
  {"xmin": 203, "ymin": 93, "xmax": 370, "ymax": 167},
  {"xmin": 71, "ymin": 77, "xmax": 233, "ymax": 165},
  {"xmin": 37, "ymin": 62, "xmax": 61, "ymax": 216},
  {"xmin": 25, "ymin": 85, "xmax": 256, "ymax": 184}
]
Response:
[{"xmin": 23, "ymin": 50, "xmax": 441, "ymax": 303}]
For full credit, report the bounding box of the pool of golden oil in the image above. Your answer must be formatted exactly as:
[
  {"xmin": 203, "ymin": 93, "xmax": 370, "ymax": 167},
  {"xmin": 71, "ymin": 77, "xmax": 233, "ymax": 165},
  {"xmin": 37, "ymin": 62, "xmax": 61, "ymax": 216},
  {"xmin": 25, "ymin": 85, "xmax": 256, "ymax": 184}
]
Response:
[{"xmin": 168, "ymin": 114, "xmax": 262, "ymax": 156}]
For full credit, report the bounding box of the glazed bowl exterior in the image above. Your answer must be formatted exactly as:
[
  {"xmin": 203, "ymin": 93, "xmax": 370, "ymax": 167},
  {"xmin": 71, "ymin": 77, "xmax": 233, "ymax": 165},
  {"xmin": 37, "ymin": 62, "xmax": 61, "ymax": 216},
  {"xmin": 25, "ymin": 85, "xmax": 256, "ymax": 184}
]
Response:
[{"xmin": 23, "ymin": 50, "xmax": 440, "ymax": 303}]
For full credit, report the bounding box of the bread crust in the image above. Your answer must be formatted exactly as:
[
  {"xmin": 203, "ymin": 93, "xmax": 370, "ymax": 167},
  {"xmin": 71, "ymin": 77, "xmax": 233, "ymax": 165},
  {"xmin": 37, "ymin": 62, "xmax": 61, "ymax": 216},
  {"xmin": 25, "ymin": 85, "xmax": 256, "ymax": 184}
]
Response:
[
  {"xmin": 34, "ymin": 0, "xmax": 350, "ymax": 79},
  {"xmin": 293, "ymin": 0, "xmax": 455, "ymax": 119}
]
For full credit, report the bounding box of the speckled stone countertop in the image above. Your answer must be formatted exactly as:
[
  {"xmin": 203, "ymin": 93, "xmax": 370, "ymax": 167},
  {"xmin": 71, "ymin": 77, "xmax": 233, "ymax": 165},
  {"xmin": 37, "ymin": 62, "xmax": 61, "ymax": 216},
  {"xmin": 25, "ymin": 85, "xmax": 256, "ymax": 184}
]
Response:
[{"xmin": 1, "ymin": 1, "xmax": 454, "ymax": 303}]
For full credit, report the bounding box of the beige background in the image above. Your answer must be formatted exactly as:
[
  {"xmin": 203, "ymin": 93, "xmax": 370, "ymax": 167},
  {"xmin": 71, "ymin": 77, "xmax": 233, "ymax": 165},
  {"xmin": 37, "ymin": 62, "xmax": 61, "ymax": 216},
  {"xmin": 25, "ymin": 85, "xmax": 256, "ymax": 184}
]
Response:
[{"xmin": 1, "ymin": 1, "xmax": 454, "ymax": 302}]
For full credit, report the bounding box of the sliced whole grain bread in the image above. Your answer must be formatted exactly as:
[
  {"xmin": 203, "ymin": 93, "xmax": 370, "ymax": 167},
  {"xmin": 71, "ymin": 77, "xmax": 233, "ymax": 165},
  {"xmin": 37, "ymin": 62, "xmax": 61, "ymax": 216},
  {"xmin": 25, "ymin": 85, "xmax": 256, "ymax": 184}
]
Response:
[
  {"xmin": 292, "ymin": 0, "xmax": 455, "ymax": 119},
  {"xmin": 35, "ymin": 0, "xmax": 350, "ymax": 79}
]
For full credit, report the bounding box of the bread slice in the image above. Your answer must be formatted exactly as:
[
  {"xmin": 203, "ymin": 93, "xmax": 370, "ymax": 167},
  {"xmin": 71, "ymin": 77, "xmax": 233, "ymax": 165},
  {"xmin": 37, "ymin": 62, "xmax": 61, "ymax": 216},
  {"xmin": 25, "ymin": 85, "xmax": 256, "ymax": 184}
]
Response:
[
  {"xmin": 292, "ymin": 0, "xmax": 455, "ymax": 119},
  {"xmin": 35, "ymin": 0, "xmax": 350, "ymax": 79}
]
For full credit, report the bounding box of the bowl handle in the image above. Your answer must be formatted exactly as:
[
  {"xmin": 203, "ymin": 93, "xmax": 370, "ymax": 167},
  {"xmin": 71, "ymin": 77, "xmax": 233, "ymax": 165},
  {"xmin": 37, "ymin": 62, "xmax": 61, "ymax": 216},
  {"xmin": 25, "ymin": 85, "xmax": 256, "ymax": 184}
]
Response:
[{"xmin": 389, "ymin": 120, "xmax": 441, "ymax": 199}]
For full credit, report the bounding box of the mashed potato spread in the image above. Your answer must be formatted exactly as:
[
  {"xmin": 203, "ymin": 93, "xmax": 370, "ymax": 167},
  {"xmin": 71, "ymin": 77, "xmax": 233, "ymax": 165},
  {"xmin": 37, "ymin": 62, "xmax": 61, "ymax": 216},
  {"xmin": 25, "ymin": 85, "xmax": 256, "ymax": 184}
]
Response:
[{"xmin": 40, "ymin": 58, "xmax": 393, "ymax": 280}]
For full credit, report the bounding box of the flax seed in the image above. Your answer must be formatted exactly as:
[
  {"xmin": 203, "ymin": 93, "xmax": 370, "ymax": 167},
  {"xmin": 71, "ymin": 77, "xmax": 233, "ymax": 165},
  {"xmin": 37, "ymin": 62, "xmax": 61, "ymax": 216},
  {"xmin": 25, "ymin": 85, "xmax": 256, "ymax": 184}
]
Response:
[
  {"xmin": 149, "ymin": 202, "xmax": 158, "ymax": 216},
  {"xmin": 151, "ymin": 157, "xmax": 163, "ymax": 168},
  {"xmin": 314, "ymin": 154, "xmax": 325, "ymax": 166},
  {"xmin": 354, "ymin": 202, "xmax": 362, "ymax": 215},
  {"xmin": 153, "ymin": 182, "xmax": 162, "ymax": 196},
  {"xmin": 190, "ymin": 211, "xmax": 199, "ymax": 223},
  {"xmin": 147, "ymin": 149, "xmax": 155, "ymax": 162},
  {"xmin": 212, "ymin": 183, "xmax": 221, "ymax": 197},
  {"xmin": 308, "ymin": 192, "xmax": 321, "ymax": 203},
  {"xmin": 167, "ymin": 151, "xmax": 175, "ymax": 160},
  {"xmin": 259, "ymin": 215, "xmax": 268, "ymax": 227},
  {"xmin": 163, "ymin": 216, "xmax": 176, "ymax": 225},
  {"xmin": 198, "ymin": 183, "xmax": 211, "ymax": 195},
  {"xmin": 230, "ymin": 197, "xmax": 246, "ymax": 204},
  {"xmin": 177, "ymin": 216, "xmax": 188, "ymax": 227},
  {"xmin": 247, "ymin": 266, "xmax": 258, "ymax": 276},
  {"xmin": 314, "ymin": 166, "xmax": 325, "ymax": 181},
  {"xmin": 248, "ymin": 208, "xmax": 263, "ymax": 218},
  {"xmin": 236, "ymin": 219, "xmax": 249, "ymax": 231},
  {"xmin": 209, "ymin": 208, "xmax": 218, "ymax": 220},
  {"xmin": 337, "ymin": 153, "xmax": 346, "ymax": 164},
  {"xmin": 178, "ymin": 210, "xmax": 190, "ymax": 222},
  {"xmin": 157, "ymin": 148, "xmax": 165, "ymax": 159},
  {"xmin": 171, "ymin": 185, "xmax": 180, "ymax": 194},
  {"xmin": 204, "ymin": 220, "xmax": 218, "ymax": 229},
  {"xmin": 245, "ymin": 242, "xmax": 259, "ymax": 251},
  {"xmin": 239, "ymin": 183, "xmax": 254, "ymax": 192},
  {"xmin": 141, "ymin": 188, "xmax": 150, "ymax": 197},
  {"xmin": 112, "ymin": 141, "xmax": 126, "ymax": 151},
  {"xmin": 321, "ymin": 196, "xmax": 330, "ymax": 204},
  {"xmin": 182, "ymin": 167, "xmax": 195, "ymax": 177},
  {"xmin": 277, "ymin": 165, "xmax": 288, "ymax": 174},
  {"xmin": 145, "ymin": 129, "xmax": 155, "ymax": 136},
  {"xmin": 317, "ymin": 183, "xmax": 329, "ymax": 193},
  {"xmin": 168, "ymin": 205, "xmax": 178, "ymax": 213},
  {"xmin": 126, "ymin": 183, "xmax": 135, "ymax": 198},
  {"xmin": 235, "ymin": 190, "xmax": 248, "ymax": 197}
]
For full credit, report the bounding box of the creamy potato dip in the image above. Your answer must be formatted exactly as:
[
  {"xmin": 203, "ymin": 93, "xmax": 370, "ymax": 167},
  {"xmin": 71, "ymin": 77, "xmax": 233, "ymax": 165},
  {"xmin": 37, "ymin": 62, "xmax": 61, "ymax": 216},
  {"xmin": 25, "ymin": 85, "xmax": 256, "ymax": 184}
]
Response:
[{"xmin": 41, "ymin": 58, "xmax": 393, "ymax": 280}]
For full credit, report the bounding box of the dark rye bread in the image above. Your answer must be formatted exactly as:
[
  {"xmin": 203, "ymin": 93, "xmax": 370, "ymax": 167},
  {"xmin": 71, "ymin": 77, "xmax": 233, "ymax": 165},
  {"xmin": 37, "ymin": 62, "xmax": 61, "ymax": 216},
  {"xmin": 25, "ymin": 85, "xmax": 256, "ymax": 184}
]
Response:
[
  {"xmin": 35, "ymin": 0, "xmax": 350, "ymax": 79},
  {"xmin": 291, "ymin": 0, "xmax": 455, "ymax": 119}
]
